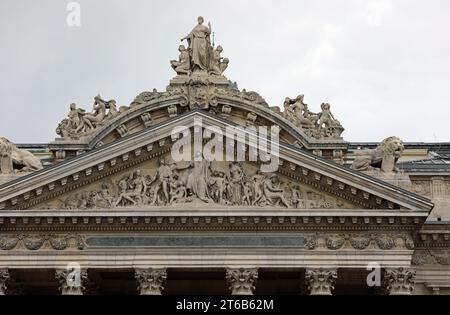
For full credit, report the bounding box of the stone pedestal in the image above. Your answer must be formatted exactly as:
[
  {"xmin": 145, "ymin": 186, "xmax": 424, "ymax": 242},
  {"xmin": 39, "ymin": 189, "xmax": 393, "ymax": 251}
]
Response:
[
  {"xmin": 384, "ymin": 267, "xmax": 416, "ymax": 295},
  {"xmin": 305, "ymin": 268, "xmax": 337, "ymax": 295},
  {"xmin": 226, "ymin": 268, "xmax": 258, "ymax": 295},
  {"xmin": 169, "ymin": 73, "xmax": 230, "ymax": 89},
  {"xmin": 363, "ymin": 170, "xmax": 412, "ymax": 191},
  {"xmin": 135, "ymin": 268, "xmax": 167, "ymax": 295},
  {"xmin": 55, "ymin": 268, "xmax": 88, "ymax": 295}
]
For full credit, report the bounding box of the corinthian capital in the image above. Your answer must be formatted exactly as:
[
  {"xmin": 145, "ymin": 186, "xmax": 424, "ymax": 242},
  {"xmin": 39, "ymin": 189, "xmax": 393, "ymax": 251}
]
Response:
[
  {"xmin": 0, "ymin": 268, "xmax": 10, "ymax": 295},
  {"xmin": 384, "ymin": 267, "xmax": 416, "ymax": 295},
  {"xmin": 226, "ymin": 268, "xmax": 258, "ymax": 295},
  {"xmin": 305, "ymin": 268, "xmax": 338, "ymax": 295},
  {"xmin": 55, "ymin": 267, "xmax": 88, "ymax": 295},
  {"xmin": 135, "ymin": 268, "xmax": 167, "ymax": 295}
]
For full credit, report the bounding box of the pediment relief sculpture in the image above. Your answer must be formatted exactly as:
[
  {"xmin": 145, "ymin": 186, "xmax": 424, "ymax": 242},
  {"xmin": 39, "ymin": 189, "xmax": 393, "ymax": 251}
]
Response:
[
  {"xmin": 0, "ymin": 137, "xmax": 42, "ymax": 175},
  {"xmin": 53, "ymin": 156, "xmax": 353, "ymax": 210},
  {"xmin": 1, "ymin": 113, "xmax": 433, "ymax": 212}
]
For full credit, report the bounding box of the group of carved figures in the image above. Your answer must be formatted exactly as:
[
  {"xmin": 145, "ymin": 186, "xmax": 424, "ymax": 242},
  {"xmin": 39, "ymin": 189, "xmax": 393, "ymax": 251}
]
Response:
[
  {"xmin": 171, "ymin": 16, "xmax": 229, "ymax": 76},
  {"xmin": 56, "ymin": 95, "xmax": 127, "ymax": 138},
  {"xmin": 61, "ymin": 158, "xmax": 338, "ymax": 210},
  {"xmin": 283, "ymin": 95, "xmax": 344, "ymax": 139}
]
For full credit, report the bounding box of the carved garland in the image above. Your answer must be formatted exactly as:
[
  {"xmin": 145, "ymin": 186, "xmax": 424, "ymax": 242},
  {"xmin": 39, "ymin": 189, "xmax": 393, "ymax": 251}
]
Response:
[
  {"xmin": 0, "ymin": 233, "xmax": 414, "ymax": 251},
  {"xmin": 0, "ymin": 234, "xmax": 85, "ymax": 251}
]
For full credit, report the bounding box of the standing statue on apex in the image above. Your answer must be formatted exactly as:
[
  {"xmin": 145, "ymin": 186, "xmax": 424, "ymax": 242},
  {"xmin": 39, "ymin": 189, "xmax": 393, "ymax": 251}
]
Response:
[
  {"xmin": 173, "ymin": 16, "xmax": 229, "ymax": 76},
  {"xmin": 181, "ymin": 16, "xmax": 212, "ymax": 72}
]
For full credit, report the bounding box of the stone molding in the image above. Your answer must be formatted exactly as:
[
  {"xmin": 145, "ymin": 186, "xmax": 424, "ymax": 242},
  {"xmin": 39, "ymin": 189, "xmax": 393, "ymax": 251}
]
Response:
[
  {"xmin": 0, "ymin": 232, "xmax": 415, "ymax": 252},
  {"xmin": 412, "ymin": 249, "xmax": 450, "ymax": 265}
]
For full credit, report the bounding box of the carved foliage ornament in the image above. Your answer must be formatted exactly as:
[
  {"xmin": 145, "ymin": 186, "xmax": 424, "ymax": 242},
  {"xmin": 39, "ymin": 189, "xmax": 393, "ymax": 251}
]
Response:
[
  {"xmin": 412, "ymin": 250, "xmax": 450, "ymax": 266},
  {"xmin": 226, "ymin": 268, "xmax": 258, "ymax": 295},
  {"xmin": 0, "ymin": 269, "xmax": 10, "ymax": 295},
  {"xmin": 135, "ymin": 268, "xmax": 167, "ymax": 295},
  {"xmin": 307, "ymin": 233, "xmax": 414, "ymax": 251},
  {"xmin": 305, "ymin": 268, "xmax": 337, "ymax": 295},
  {"xmin": 0, "ymin": 234, "xmax": 85, "ymax": 251},
  {"xmin": 384, "ymin": 267, "xmax": 416, "ymax": 295},
  {"xmin": 55, "ymin": 268, "xmax": 88, "ymax": 295}
]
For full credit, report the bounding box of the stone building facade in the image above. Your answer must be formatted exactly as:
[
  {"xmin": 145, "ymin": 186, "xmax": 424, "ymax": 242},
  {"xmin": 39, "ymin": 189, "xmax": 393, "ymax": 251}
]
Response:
[{"xmin": 0, "ymin": 18, "xmax": 449, "ymax": 295}]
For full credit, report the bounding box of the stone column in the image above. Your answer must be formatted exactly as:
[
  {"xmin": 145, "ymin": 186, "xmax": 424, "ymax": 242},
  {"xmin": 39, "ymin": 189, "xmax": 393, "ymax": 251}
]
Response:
[
  {"xmin": 384, "ymin": 267, "xmax": 416, "ymax": 295},
  {"xmin": 135, "ymin": 268, "xmax": 167, "ymax": 295},
  {"xmin": 0, "ymin": 268, "xmax": 10, "ymax": 295},
  {"xmin": 226, "ymin": 268, "xmax": 258, "ymax": 295},
  {"xmin": 305, "ymin": 268, "xmax": 338, "ymax": 295},
  {"xmin": 55, "ymin": 268, "xmax": 88, "ymax": 295}
]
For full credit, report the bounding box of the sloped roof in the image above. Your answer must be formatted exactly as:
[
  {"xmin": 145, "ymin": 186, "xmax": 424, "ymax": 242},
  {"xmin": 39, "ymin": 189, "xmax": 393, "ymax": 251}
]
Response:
[{"xmin": 0, "ymin": 110, "xmax": 433, "ymax": 212}]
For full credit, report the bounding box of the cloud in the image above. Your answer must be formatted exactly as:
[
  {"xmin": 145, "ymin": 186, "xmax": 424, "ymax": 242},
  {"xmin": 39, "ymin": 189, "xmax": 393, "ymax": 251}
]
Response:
[{"xmin": 362, "ymin": 0, "xmax": 393, "ymax": 27}]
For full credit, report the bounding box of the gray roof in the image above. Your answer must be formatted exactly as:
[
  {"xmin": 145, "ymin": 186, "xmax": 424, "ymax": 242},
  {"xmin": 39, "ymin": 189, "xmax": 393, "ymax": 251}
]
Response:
[{"xmin": 399, "ymin": 153, "xmax": 450, "ymax": 173}]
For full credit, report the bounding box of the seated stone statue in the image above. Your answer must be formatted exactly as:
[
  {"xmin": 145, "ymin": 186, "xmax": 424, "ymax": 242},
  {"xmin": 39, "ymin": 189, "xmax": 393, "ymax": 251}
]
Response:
[
  {"xmin": 283, "ymin": 95, "xmax": 315, "ymax": 128},
  {"xmin": 83, "ymin": 95, "xmax": 108, "ymax": 129},
  {"xmin": 170, "ymin": 45, "xmax": 191, "ymax": 75},
  {"xmin": 0, "ymin": 137, "xmax": 43, "ymax": 174},
  {"xmin": 209, "ymin": 45, "xmax": 228, "ymax": 76},
  {"xmin": 318, "ymin": 103, "xmax": 342, "ymax": 129},
  {"xmin": 352, "ymin": 136, "xmax": 405, "ymax": 173}
]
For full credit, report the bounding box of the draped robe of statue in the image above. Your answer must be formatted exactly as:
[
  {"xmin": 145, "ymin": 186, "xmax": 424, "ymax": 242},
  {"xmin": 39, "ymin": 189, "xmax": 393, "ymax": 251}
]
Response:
[
  {"xmin": 187, "ymin": 157, "xmax": 211, "ymax": 202},
  {"xmin": 185, "ymin": 24, "xmax": 211, "ymax": 71}
]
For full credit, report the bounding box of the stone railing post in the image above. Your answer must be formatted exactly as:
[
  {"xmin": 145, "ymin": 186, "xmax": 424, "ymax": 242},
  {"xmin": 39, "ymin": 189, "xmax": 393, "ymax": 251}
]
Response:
[
  {"xmin": 55, "ymin": 268, "xmax": 88, "ymax": 295},
  {"xmin": 135, "ymin": 268, "xmax": 167, "ymax": 295},
  {"xmin": 305, "ymin": 268, "xmax": 338, "ymax": 295},
  {"xmin": 226, "ymin": 268, "xmax": 258, "ymax": 295},
  {"xmin": 384, "ymin": 267, "xmax": 416, "ymax": 295}
]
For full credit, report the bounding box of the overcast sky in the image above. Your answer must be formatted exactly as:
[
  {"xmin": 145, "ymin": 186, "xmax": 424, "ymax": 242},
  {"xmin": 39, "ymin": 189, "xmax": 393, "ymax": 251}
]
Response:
[{"xmin": 1, "ymin": 0, "xmax": 449, "ymax": 143}]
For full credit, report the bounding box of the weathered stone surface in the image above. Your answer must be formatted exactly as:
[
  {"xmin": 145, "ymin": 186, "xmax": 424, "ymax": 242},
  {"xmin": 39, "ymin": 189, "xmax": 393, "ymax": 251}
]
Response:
[
  {"xmin": 283, "ymin": 95, "xmax": 344, "ymax": 140},
  {"xmin": 135, "ymin": 268, "xmax": 167, "ymax": 295},
  {"xmin": 384, "ymin": 267, "xmax": 416, "ymax": 295},
  {"xmin": 0, "ymin": 268, "xmax": 9, "ymax": 295},
  {"xmin": 305, "ymin": 268, "xmax": 337, "ymax": 295},
  {"xmin": 55, "ymin": 268, "xmax": 88, "ymax": 295},
  {"xmin": 226, "ymin": 268, "xmax": 258, "ymax": 295},
  {"xmin": 0, "ymin": 137, "xmax": 42, "ymax": 174},
  {"xmin": 352, "ymin": 137, "xmax": 404, "ymax": 173}
]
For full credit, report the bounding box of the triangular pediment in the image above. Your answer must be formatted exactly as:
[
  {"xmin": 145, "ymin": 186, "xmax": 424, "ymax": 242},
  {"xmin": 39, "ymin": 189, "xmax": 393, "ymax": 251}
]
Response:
[{"xmin": 0, "ymin": 111, "xmax": 433, "ymax": 213}]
